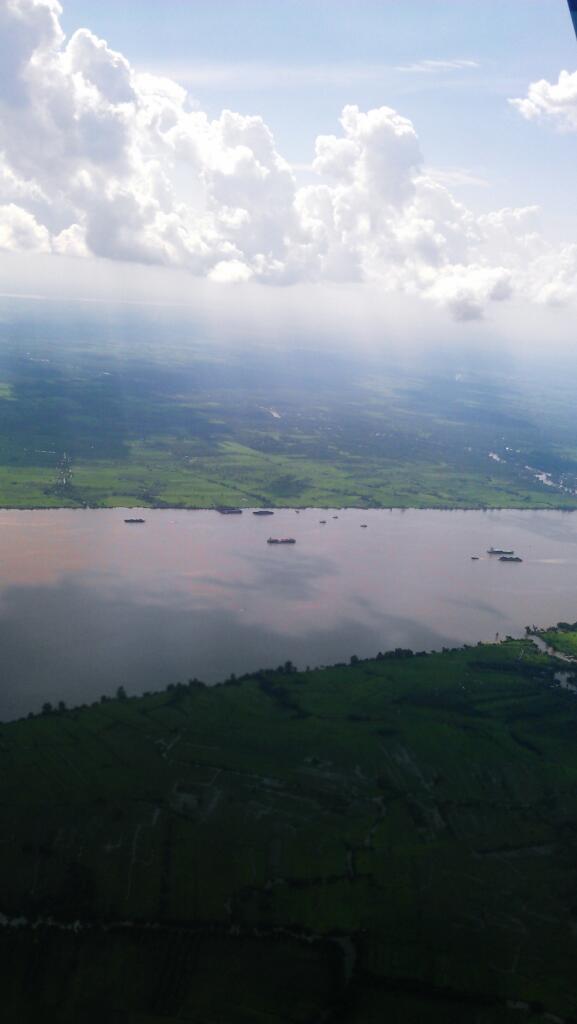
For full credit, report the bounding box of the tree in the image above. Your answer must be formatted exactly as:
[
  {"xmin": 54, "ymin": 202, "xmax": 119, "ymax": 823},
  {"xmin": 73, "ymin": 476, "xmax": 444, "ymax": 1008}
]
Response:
[{"xmin": 41, "ymin": 702, "xmax": 53, "ymax": 715}]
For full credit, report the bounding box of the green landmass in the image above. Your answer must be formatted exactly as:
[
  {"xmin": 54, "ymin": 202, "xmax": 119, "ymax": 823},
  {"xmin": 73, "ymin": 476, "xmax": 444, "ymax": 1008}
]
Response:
[
  {"xmin": 1, "ymin": 304, "xmax": 577, "ymax": 508},
  {"xmin": 2, "ymin": 637, "xmax": 577, "ymax": 1021},
  {"xmin": 537, "ymin": 623, "xmax": 577, "ymax": 658}
]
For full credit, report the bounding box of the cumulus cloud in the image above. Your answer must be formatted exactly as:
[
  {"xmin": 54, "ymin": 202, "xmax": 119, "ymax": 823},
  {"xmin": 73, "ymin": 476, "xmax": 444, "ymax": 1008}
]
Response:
[
  {"xmin": 510, "ymin": 69, "xmax": 577, "ymax": 132},
  {"xmin": 0, "ymin": 0, "xmax": 574, "ymax": 319},
  {"xmin": 0, "ymin": 202, "xmax": 50, "ymax": 251}
]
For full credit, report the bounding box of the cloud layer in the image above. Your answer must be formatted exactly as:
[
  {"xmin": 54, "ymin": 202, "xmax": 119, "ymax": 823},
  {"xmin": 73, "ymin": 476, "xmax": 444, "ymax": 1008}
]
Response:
[{"xmin": 0, "ymin": 0, "xmax": 574, "ymax": 320}]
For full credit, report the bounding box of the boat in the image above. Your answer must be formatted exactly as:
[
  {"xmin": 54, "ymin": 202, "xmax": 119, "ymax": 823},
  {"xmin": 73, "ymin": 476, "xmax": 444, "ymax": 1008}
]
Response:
[
  {"xmin": 267, "ymin": 537, "xmax": 296, "ymax": 545},
  {"xmin": 499, "ymin": 555, "xmax": 523, "ymax": 563},
  {"xmin": 124, "ymin": 518, "xmax": 145, "ymax": 524},
  {"xmin": 319, "ymin": 520, "xmax": 327, "ymax": 524},
  {"xmin": 471, "ymin": 556, "xmax": 479, "ymax": 560},
  {"xmin": 217, "ymin": 507, "xmax": 243, "ymax": 515},
  {"xmin": 487, "ymin": 547, "xmax": 514, "ymax": 555},
  {"xmin": 253, "ymin": 510, "xmax": 274, "ymax": 516},
  {"xmin": 360, "ymin": 524, "xmax": 368, "ymax": 528}
]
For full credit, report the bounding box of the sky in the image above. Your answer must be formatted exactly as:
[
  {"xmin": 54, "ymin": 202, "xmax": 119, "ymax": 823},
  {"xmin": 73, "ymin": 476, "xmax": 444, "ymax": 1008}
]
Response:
[
  {"xmin": 0, "ymin": 0, "xmax": 576, "ymax": 343},
  {"xmin": 58, "ymin": 0, "xmax": 577, "ymax": 224}
]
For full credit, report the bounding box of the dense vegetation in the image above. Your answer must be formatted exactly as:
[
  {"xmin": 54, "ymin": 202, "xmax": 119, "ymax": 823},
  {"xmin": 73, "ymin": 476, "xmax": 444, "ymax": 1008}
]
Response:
[
  {"xmin": 1, "ymin": 302, "xmax": 577, "ymax": 509},
  {"xmin": 2, "ymin": 637, "xmax": 577, "ymax": 1021}
]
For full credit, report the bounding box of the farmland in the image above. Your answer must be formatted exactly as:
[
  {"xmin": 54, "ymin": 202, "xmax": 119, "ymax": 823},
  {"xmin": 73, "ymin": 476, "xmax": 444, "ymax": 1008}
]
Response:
[
  {"xmin": 2, "ymin": 637, "xmax": 577, "ymax": 1020},
  {"xmin": 1, "ymin": 301, "xmax": 577, "ymax": 509}
]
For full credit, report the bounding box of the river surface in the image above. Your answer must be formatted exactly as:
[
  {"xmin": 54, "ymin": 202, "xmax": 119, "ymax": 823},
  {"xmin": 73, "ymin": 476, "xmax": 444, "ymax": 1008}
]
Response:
[{"xmin": 1, "ymin": 507, "xmax": 577, "ymax": 720}]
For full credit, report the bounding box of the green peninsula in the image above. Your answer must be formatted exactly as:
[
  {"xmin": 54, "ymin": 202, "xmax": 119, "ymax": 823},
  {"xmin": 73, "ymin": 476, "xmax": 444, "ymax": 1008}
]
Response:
[{"xmin": 2, "ymin": 637, "xmax": 577, "ymax": 1021}]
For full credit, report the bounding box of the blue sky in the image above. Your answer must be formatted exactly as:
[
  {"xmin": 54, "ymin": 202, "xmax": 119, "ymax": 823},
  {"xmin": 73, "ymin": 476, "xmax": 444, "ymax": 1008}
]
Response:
[{"xmin": 57, "ymin": 0, "xmax": 577, "ymax": 231}]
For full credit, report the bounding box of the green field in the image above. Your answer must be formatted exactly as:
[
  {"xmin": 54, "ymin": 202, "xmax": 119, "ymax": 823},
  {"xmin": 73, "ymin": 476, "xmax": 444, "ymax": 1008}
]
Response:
[
  {"xmin": 2, "ymin": 637, "xmax": 577, "ymax": 1021},
  {"xmin": 1, "ymin": 302, "xmax": 577, "ymax": 509},
  {"xmin": 537, "ymin": 623, "xmax": 577, "ymax": 658}
]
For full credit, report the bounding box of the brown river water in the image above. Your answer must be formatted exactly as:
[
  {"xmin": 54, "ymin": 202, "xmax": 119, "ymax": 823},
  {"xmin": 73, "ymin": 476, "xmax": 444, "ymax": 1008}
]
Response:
[{"xmin": 1, "ymin": 507, "xmax": 577, "ymax": 720}]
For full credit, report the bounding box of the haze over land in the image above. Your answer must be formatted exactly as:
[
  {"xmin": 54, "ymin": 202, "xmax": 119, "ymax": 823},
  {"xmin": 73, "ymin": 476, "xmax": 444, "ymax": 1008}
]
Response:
[{"xmin": 1, "ymin": 298, "xmax": 577, "ymax": 510}]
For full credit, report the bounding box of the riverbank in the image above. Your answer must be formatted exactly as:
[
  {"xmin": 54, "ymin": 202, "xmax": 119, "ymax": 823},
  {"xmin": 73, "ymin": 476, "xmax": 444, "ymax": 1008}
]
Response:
[{"xmin": 2, "ymin": 446, "xmax": 577, "ymax": 512}]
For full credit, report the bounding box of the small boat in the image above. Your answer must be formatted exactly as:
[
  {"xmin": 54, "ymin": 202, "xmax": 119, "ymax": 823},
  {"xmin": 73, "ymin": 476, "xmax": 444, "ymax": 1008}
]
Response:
[
  {"xmin": 217, "ymin": 507, "xmax": 243, "ymax": 515},
  {"xmin": 487, "ymin": 547, "xmax": 514, "ymax": 555},
  {"xmin": 124, "ymin": 518, "xmax": 145, "ymax": 524},
  {"xmin": 499, "ymin": 555, "xmax": 523, "ymax": 563},
  {"xmin": 319, "ymin": 520, "xmax": 327, "ymax": 524},
  {"xmin": 267, "ymin": 537, "xmax": 296, "ymax": 545},
  {"xmin": 253, "ymin": 510, "xmax": 274, "ymax": 516},
  {"xmin": 471, "ymin": 556, "xmax": 479, "ymax": 560},
  {"xmin": 360, "ymin": 524, "xmax": 368, "ymax": 528}
]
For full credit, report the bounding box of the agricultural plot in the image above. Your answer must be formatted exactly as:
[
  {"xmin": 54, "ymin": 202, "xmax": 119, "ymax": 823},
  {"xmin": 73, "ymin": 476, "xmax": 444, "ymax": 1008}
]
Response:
[
  {"xmin": 0, "ymin": 305, "xmax": 577, "ymax": 508},
  {"xmin": 1, "ymin": 639, "xmax": 577, "ymax": 1020}
]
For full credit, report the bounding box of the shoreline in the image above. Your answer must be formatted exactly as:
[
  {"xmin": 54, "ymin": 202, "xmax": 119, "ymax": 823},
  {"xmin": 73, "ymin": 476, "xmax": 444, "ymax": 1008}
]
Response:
[
  {"xmin": 0, "ymin": 502, "xmax": 577, "ymax": 513},
  {"xmin": 6, "ymin": 630, "xmax": 572, "ymax": 726}
]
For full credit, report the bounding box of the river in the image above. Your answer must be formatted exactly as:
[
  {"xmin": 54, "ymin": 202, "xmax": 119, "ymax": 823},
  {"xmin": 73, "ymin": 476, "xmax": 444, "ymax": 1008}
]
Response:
[{"xmin": 1, "ymin": 507, "xmax": 577, "ymax": 720}]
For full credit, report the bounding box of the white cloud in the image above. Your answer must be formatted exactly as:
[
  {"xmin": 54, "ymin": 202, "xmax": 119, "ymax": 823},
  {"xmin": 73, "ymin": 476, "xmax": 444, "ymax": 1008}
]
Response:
[
  {"xmin": 0, "ymin": 202, "xmax": 51, "ymax": 251},
  {"xmin": 395, "ymin": 58, "xmax": 480, "ymax": 73},
  {"xmin": 138, "ymin": 59, "xmax": 478, "ymax": 92},
  {"xmin": 209, "ymin": 258, "xmax": 253, "ymax": 283},
  {"xmin": 0, "ymin": 0, "xmax": 573, "ymax": 321},
  {"xmin": 426, "ymin": 166, "xmax": 489, "ymax": 189},
  {"xmin": 422, "ymin": 264, "xmax": 512, "ymax": 322},
  {"xmin": 0, "ymin": 0, "xmax": 64, "ymax": 104},
  {"xmin": 510, "ymin": 69, "xmax": 577, "ymax": 131}
]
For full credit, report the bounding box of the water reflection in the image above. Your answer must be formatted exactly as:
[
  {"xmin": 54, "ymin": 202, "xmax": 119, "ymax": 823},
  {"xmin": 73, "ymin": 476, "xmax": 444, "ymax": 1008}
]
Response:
[
  {"xmin": 0, "ymin": 507, "xmax": 577, "ymax": 720},
  {"xmin": 0, "ymin": 577, "xmax": 451, "ymax": 721}
]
